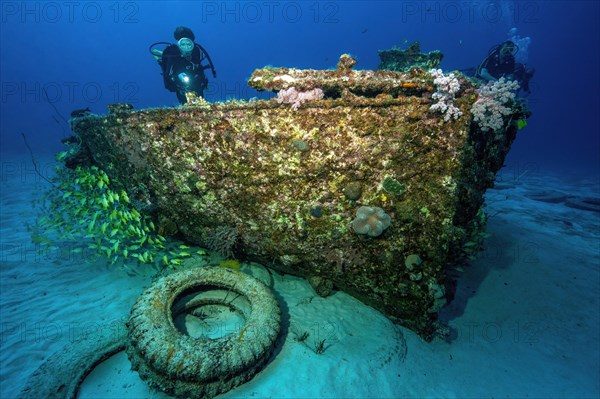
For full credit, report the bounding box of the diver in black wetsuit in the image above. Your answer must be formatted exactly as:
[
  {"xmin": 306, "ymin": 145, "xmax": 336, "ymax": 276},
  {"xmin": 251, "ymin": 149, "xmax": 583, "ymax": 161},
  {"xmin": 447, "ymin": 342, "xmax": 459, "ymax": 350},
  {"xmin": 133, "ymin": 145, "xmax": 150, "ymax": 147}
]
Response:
[
  {"xmin": 475, "ymin": 40, "xmax": 535, "ymax": 94},
  {"xmin": 150, "ymin": 26, "xmax": 217, "ymax": 104}
]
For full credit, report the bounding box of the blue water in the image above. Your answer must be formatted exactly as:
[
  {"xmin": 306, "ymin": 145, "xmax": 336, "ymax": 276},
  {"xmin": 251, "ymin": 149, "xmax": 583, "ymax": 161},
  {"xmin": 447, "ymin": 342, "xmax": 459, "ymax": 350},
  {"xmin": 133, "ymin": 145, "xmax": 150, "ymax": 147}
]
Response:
[
  {"xmin": 1, "ymin": 0, "xmax": 598, "ymax": 173},
  {"xmin": 1, "ymin": 1, "xmax": 599, "ymax": 398}
]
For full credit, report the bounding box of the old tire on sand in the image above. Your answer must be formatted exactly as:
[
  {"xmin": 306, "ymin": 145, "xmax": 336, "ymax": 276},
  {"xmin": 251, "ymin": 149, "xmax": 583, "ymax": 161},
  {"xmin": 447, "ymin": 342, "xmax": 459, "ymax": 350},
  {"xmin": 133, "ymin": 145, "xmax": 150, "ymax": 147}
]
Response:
[{"xmin": 126, "ymin": 267, "xmax": 281, "ymax": 399}]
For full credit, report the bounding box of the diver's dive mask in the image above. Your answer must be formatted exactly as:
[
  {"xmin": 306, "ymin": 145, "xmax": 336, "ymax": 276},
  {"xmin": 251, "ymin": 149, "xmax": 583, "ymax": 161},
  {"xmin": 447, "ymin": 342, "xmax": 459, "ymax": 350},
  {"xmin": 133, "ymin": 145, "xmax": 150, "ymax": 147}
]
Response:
[
  {"xmin": 177, "ymin": 38, "xmax": 194, "ymax": 58},
  {"xmin": 499, "ymin": 41, "xmax": 518, "ymax": 56}
]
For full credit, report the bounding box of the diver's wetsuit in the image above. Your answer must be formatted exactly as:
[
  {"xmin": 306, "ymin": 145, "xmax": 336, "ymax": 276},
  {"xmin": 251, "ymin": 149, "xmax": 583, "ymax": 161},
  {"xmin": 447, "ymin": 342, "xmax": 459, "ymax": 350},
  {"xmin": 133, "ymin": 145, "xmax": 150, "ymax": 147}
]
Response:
[
  {"xmin": 161, "ymin": 44, "xmax": 208, "ymax": 103},
  {"xmin": 475, "ymin": 44, "xmax": 534, "ymax": 94},
  {"xmin": 479, "ymin": 50, "xmax": 515, "ymax": 79}
]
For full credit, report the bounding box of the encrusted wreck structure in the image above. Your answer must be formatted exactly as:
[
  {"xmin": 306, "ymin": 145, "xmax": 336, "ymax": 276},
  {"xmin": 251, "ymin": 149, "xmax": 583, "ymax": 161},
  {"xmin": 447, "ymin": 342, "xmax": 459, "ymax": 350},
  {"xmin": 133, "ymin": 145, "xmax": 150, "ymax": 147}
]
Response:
[
  {"xmin": 378, "ymin": 41, "xmax": 444, "ymax": 72},
  {"xmin": 70, "ymin": 55, "xmax": 529, "ymax": 340}
]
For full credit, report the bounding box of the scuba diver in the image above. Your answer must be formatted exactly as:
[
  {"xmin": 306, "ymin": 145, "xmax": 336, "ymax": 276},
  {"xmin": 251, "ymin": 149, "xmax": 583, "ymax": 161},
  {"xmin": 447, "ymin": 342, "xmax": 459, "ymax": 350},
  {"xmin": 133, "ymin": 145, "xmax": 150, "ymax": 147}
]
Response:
[
  {"xmin": 150, "ymin": 26, "xmax": 217, "ymax": 104},
  {"xmin": 474, "ymin": 40, "xmax": 535, "ymax": 94}
]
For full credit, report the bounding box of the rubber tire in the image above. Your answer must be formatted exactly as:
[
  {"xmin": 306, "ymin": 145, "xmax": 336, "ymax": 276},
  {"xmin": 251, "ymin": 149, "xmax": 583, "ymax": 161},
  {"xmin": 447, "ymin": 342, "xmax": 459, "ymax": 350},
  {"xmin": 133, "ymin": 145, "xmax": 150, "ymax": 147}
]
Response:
[
  {"xmin": 18, "ymin": 327, "xmax": 127, "ymax": 399},
  {"xmin": 126, "ymin": 267, "xmax": 281, "ymax": 399}
]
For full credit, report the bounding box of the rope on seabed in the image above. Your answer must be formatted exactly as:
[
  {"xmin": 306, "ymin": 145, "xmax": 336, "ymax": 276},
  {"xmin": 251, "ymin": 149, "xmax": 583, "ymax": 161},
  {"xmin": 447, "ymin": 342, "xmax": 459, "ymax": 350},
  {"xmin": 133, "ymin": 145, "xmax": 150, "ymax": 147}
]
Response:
[{"xmin": 20, "ymin": 132, "xmax": 56, "ymax": 187}]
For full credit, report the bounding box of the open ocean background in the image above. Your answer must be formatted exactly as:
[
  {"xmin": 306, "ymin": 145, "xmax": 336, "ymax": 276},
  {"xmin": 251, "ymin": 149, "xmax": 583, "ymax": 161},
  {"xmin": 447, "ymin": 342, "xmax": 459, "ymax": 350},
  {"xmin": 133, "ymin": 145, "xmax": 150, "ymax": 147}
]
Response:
[
  {"xmin": 1, "ymin": 2, "xmax": 599, "ymax": 399},
  {"xmin": 1, "ymin": 0, "xmax": 599, "ymax": 174}
]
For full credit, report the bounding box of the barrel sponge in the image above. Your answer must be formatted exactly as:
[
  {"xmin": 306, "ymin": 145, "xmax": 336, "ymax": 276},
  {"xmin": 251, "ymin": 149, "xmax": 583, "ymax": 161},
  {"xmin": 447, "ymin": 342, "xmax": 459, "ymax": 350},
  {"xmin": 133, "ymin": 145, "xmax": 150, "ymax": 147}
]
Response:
[{"xmin": 351, "ymin": 206, "xmax": 391, "ymax": 237}]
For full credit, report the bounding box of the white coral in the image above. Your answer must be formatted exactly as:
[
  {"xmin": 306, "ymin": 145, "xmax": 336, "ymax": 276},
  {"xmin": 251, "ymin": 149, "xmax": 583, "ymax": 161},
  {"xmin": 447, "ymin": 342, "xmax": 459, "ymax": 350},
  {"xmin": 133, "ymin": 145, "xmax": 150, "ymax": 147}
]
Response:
[
  {"xmin": 429, "ymin": 69, "xmax": 463, "ymax": 122},
  {"xmin": 471, "ymin": 78, "xmax": 520, "ymax": 132}
]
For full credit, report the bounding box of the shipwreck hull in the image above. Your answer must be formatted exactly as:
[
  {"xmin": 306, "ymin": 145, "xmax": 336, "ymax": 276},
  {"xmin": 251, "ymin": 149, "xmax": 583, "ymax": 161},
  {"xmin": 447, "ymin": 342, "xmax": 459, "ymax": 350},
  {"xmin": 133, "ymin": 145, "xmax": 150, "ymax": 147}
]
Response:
[{"xmin": 71, "ymin": 64, "xmax": 524, "ymax": 340}]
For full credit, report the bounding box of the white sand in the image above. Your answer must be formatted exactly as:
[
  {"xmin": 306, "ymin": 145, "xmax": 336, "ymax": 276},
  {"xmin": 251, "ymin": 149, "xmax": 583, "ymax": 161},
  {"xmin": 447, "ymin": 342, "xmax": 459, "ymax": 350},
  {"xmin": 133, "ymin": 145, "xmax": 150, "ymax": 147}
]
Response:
[{"xmin": 1, "ymin": 154, "xmax": 598, "ymax": 398}]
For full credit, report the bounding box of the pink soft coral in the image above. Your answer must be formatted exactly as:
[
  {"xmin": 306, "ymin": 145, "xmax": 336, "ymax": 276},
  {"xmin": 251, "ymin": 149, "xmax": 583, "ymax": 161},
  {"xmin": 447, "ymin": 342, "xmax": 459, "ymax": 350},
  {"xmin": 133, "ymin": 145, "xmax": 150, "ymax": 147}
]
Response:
[{"xmin": 275, "ymin": 87, "xmax": 324, "ymax": 110}]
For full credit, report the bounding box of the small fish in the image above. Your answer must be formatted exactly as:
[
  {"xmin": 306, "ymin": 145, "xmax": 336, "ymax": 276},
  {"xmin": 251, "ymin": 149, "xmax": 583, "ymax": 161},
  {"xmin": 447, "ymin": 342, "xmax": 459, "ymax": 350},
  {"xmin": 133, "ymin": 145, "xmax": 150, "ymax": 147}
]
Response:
[
  {"xmin": 459, "ymin": 39, "xmax": 463, "ymax": 46},
  {"xmin": 361, "ymin": 28, "xmax": 368, "ymax": 34},
  {"xmin": 60, "ymin": 135, "xmax": 79, "ymax": 145},
  {"xmin": 70, "ymin": 107, "xmax": 92, "ymax": 118}
]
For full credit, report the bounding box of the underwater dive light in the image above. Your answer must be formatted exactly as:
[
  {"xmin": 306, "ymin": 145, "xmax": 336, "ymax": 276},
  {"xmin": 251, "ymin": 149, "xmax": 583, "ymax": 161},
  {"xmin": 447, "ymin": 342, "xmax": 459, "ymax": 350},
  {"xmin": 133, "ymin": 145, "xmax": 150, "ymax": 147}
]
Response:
[{"xmin": 178, "ymin": 73, "xmax": 191, "ymax": 86}]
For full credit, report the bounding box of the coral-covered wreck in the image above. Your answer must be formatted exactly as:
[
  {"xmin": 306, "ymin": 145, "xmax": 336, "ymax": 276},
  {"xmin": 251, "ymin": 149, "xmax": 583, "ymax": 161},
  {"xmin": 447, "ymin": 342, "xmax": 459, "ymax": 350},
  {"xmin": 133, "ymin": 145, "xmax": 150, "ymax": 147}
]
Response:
[{"xmin": 70, "ymin": 55, "xmax": 529, "ymax": 340}]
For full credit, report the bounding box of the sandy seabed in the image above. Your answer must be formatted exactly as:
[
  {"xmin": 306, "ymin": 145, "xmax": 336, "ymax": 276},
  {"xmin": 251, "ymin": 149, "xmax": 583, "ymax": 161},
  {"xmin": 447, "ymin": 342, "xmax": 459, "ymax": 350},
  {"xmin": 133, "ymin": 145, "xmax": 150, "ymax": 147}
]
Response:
[{"xmin": 1, "ymin": 154, "xmax": 598, "ymax": 399}]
